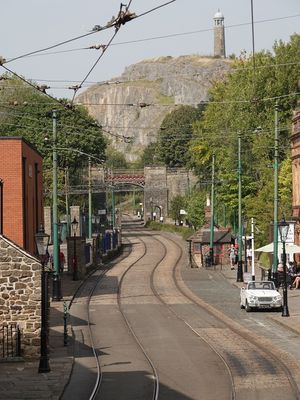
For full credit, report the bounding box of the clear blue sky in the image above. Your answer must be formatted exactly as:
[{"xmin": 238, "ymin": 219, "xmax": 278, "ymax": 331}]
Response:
[{"xmin": 1, "ymin": 0, "xmax": 299, "ymax": 99}]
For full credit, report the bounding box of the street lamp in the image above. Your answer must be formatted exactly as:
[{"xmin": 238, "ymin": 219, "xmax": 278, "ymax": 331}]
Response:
[
  {"xmin": 278, "ymin": 219, "xmax": 290, "ymax": 317},
  {"xmin": 35, "ymin": 225, "xmax": 50, "ymax": 373},
  {"xmin": 71, "ymin": 217, "xmax": 79, "ymax": 281}
]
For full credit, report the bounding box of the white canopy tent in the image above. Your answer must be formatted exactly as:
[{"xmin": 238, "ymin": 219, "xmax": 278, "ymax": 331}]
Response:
[{"xmin": 255, "ymin": 242, "xmax": 300, "ymax": 255}]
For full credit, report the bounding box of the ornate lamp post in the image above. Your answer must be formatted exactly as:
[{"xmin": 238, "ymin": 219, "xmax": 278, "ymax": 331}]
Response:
[
  {"xmin": 35, "ymin": 225, "xmax": 50, "ymax": 373},
  {"xmin": 71, "ymin": 217, "xmax": 79, "ymax": 281},
  {"xmin": 278, "ymin": 219, "xmax": 290, "ymax": 317}
]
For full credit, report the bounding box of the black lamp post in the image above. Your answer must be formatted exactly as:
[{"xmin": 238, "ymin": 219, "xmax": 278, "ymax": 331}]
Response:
[
  {"xmin": 35, "ymin": 225, "xmax": 50, "ymax": 373},
  {"xmin": 278, "ymin": 219, "xmax": 290, "ymax": 317},
  {"xmin": 243, "ymin": 217, "xmax": 248, "ymax": 273},
  {"xmin": 71, "ymin": 217, "xmax": 79, "ymax": 281}
]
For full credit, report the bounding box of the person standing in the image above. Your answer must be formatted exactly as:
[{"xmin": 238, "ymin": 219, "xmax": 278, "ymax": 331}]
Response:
[
  {"xmin": 229, "ymin": 244, "xmax": 236, "ymax": 270},
  {"xmin": 59, "ymin": 251, "xmax": 65, "ymax": 273}
]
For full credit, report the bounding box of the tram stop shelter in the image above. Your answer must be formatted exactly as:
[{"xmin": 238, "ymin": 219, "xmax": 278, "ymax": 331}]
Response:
[{"xmin": 187, "ymin": 228, "xmax": 233, "ymax": 268}]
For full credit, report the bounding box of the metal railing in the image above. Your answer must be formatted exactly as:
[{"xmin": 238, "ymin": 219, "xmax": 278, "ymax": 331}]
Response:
[{"xmin": 0, "ymin": 324, "xmax": 22, "ymax": 359}]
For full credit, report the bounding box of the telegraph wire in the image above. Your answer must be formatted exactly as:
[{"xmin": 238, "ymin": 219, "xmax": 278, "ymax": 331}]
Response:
[
  {"xmin": 4, "ymin": 1, "xmax": 138, "ymax": 65},
  {"xmin": 68, "ymin": 0, "xmax": 176, "ymax": 103},
  {"xmin": 5, "ymin": 12, "xmax": 300, "ymax": 63}
]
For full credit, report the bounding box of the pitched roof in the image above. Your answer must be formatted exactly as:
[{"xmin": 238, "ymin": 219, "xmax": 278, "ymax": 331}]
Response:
[{"xmin": 187, "ymin": 228, "xmax": 233, "ymax": 244}]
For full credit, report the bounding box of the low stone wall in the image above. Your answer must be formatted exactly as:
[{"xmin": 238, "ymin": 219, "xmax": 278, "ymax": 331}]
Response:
[{"xmin": 0, "ymin": 235, "xmax": 41, "ymax": 359}]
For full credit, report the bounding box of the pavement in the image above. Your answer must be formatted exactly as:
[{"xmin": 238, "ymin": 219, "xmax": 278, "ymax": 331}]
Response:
[
  {"xmin": 219, "ymin": 263, "xmax": 300, "ymax": 336},
  {"xmin": 0, "ymin": 271, "xmax": 83, "ymax": 400},
  {"xmin": 0, "ymin": 256, "xmax": 300, "ymax": 399}
]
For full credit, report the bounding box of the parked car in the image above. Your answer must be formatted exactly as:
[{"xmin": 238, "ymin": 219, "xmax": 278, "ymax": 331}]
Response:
[{"xmin": 240, "ymin": 281, "xmax": 282, "ymax": 312}]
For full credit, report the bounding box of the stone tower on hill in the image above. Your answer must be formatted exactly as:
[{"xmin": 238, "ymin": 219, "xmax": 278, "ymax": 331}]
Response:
[{"xmin": 214, "ymin": 9, "xmax": 226, "ymax": 58}]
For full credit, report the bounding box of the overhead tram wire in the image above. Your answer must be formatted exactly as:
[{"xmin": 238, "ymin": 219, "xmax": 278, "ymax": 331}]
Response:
[
  {"xmin": 3, "ymin": 1, "xmax": 139, "ymax": 66},
  {"xmin": 69, "ymin": 0, "xmax": 176, "ymax": 104},
  {"xmin": 0, "ymin": 90, "xmax": 298, "ymax": 110},
  {"xmin": 0, "ymin": 1, "xmax": 177, "ymax": 114},
  {"xmin": 5, "ymin": 12, "xmax": 299, "ymax": 64}
]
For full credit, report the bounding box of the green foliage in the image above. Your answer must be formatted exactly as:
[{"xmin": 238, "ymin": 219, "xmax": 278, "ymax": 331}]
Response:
[
  {"xmin": 157, "ymin": 105, "xmax": 205, "ymax": 167},
  {"xmin": 185, "ymin": 190, "xmax": 206, "ymax": 229},
  {"xmin": 0, "ymin": 75, "xmax": 106, "ymax": 202},
  {"xmin": 105, "ymin": 145, "xmax": 128, "ymax": 169},
  {"xmin": 134, "ymin": 142, "xmax": 160, "ymax": 167},
  {"xmin": 169, "ymin": 195, "xmax": 186, "ymax": 222},
  {"xmin": 189, "ymin": 34, "xmax": 300, "ymax": 244},
  {"xmin": 145, "ymin": 220, "xmax": 194, "ymax": 240}
]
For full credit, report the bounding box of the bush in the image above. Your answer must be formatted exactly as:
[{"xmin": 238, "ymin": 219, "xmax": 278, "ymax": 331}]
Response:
[{"xmin": 145, "ymin": 221, "xmax": 194, "ymax": 240}]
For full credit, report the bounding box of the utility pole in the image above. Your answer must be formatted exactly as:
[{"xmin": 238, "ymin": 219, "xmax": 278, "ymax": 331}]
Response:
[
  {"xmin": 251, "ymin": 217, "xmax": 255, "ymax": 280},
  {"xmin": 273, "ymin": 102, "xmax": 279, "ymax": 283},
  {"xmin": 209, "ymin": 154, "xmax": 215, "ymax": 266},
  {"xmin": 65, "ymin": 167, "xmax": 70, "ymax": 236},
  {"xmin": 88, "ymin": 156, "xmax": 92, "ymax": 239},
  {"xmin": 52, "ymin": 110, "xmax": 62, "ymax": 301},
  {"xmin": 112, "ymin": 189, "xmax": 115, "ymax": 229},
  {"xmin": 237, "ymin": 132, "xmax": 243, "ymax": 282}
]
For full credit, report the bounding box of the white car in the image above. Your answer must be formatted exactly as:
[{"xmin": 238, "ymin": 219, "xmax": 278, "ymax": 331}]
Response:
[{"xmin": 240, "ymin": 281, "xmax": 282, "ymax": 312}]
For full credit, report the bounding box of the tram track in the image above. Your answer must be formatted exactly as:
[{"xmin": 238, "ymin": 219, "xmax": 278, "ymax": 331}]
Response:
[
  {"xmin": 63, "ymin": 223, "xmax": 300, "ymax": 399},
  {"xmin": 63, "ymin": 231, "xmax": 162, "ymax": 400},
  {"xmin": 157, "ymin": 232, "xmax": 300, "ymax": 400}
]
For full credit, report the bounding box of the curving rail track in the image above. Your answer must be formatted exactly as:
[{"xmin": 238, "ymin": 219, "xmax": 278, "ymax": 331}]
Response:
[{"xmin": 62, "ymin": 221, "xmax": 300, "ymax": 400}]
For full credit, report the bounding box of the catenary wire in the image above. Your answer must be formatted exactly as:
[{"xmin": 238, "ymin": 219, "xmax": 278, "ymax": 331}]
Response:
[{"xmin": 5, "ymin": 13, "xmax": 299, "ymax": 63}]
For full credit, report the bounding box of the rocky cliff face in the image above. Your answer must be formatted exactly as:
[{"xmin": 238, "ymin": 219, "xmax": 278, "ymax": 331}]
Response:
[{"xmin": 76, "ymin": 55, "xmax": 231, "ymax": 161}]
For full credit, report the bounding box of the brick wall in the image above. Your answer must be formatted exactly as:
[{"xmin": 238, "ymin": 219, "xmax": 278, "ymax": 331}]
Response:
[
  {"xmin": 0, "ymin": 137, "xmax": 43, "ymax": 255},
  {"xmin": 0, "ymin": 235, "xmax": 41, "ymax": 359}
]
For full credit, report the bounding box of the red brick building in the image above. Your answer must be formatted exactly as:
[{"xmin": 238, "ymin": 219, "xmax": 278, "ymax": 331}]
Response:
[
  {"xmin": 0, "ymin": 137, "xmax": 44, "ymax": 255},
  {"xmin": 291, "ymin": 103, "xmax": 300, "ymax": 252}
]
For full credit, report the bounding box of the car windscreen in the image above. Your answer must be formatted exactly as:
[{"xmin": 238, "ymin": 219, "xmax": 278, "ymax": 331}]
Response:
[{"xmin": 248, "ymin": 282, "xmax": 275, "ymax": 290}]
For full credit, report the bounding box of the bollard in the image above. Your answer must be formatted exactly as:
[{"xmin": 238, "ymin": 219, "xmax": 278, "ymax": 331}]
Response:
[{"xmin": 63, "ymin": 301, "xmax": 68, "ymax": 346}]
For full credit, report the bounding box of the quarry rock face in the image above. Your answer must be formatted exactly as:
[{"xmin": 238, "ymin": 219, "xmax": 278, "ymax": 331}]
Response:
[{"xmin": 76, "ymin": 55, "xmax": 231, "ymax": 161}]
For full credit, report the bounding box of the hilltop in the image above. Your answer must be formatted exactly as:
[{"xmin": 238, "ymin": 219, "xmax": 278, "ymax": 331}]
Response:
[{"xmin": 76, "ymin": 55, "xmax": 231, "ymax": 161}]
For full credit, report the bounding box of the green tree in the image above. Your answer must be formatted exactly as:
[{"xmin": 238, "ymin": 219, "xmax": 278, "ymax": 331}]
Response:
[
  {"xmin": 105, "ymin": 145, "xmax": 128, "ymax": 169},
  {"xmin": 157, "ymin": 105, "xmax": 205, "ymax": 167},
  {"xmin": 190, "ymin": 34, "xmax": 300, "ymax": 244},
  {"xmin": 185, "ymin": 190, "xmax": 206, "ymax": 229},
  {"xmin": 0, "ymin": 76, "xmax": 107, "ymax": 203},
  {"xmin": 135, "ymin": 142, "xmax": 160, "ymax": 167},
  {"xmin": 169, "ymin": 195, "xmax": 186, "ymax": 224}
]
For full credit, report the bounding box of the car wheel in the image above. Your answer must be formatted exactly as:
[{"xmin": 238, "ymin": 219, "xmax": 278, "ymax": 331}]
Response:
[{"xmin": 245, "ymin": 300, "xmax": 252, "ymax": 312}]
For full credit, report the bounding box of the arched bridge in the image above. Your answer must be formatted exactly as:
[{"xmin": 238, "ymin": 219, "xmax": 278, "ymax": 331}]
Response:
[{"xmin": 105, "ymin": 169, "xmax": 145, "ymax": 188}]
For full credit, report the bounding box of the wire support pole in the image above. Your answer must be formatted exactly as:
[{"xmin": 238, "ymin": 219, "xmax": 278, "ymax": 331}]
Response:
[
  {"xmin": 273, "ymin": 102, "xmax": 279, "ymax": 284},
  {"xmin": 237, "ymin": 132, "xmax": 243, "ymax": 282},
  {"xmin": 209, "ymin": 154, "xmax": 215, "ymax": 266},
  {"xmin": 52, "ymin": 110, "xmax": 62, "ymax": 301}
]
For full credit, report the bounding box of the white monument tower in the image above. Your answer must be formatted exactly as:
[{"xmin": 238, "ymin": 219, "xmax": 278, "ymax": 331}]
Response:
[{"xmin": 214, "ymin": 9, "xmax": 226, "ymax": 58}]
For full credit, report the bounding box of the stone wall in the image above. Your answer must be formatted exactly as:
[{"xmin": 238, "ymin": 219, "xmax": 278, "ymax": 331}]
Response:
[
  {"xmin": 144, "ymin": 167, "xmax": 197, "ymax": 219},
  {"xmin": 144, "ymin": 166, "xmax": 168, "ymax": 220},
  {"xmin": 0, "ymin": 235, "xmax": 41, "ymax": 359}
]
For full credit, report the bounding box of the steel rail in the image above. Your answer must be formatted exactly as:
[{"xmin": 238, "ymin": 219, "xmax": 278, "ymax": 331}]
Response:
[
  {"xmin": 115, "ymin": 234, "xmax": 160, "ymax": 400},
  {"xmin": 162, "ymin": 232, "xmax": 300, "ymax": 400},
  {"xmin": 145, "ymin": 232, "xmax": 236, "ymax": 400},
  {"xmin": 62, "ymin": 241, "xmax": 133, "ymax": 400}
]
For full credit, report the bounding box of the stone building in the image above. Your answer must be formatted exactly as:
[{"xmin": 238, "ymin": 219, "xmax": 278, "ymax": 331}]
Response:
[
  {"xmin": 0, "ymin": 234, "xmax": 41, "ymax": 359},
  {"xmin": 0, "ymin": 137, "xmax": 44, "ymax": 255},
  {"xmin": 187, "ymin": 202, "xmax": 233, "ymax": 267},
  {"xmin": 214, "ymin": 9, "xmax": 226, "ymax": 58}
]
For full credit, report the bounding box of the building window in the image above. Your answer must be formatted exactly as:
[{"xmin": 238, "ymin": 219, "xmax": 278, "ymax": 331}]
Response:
[{"xmin": 193, "ymin": 242, "xmax": 201, "ymax": 254}]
